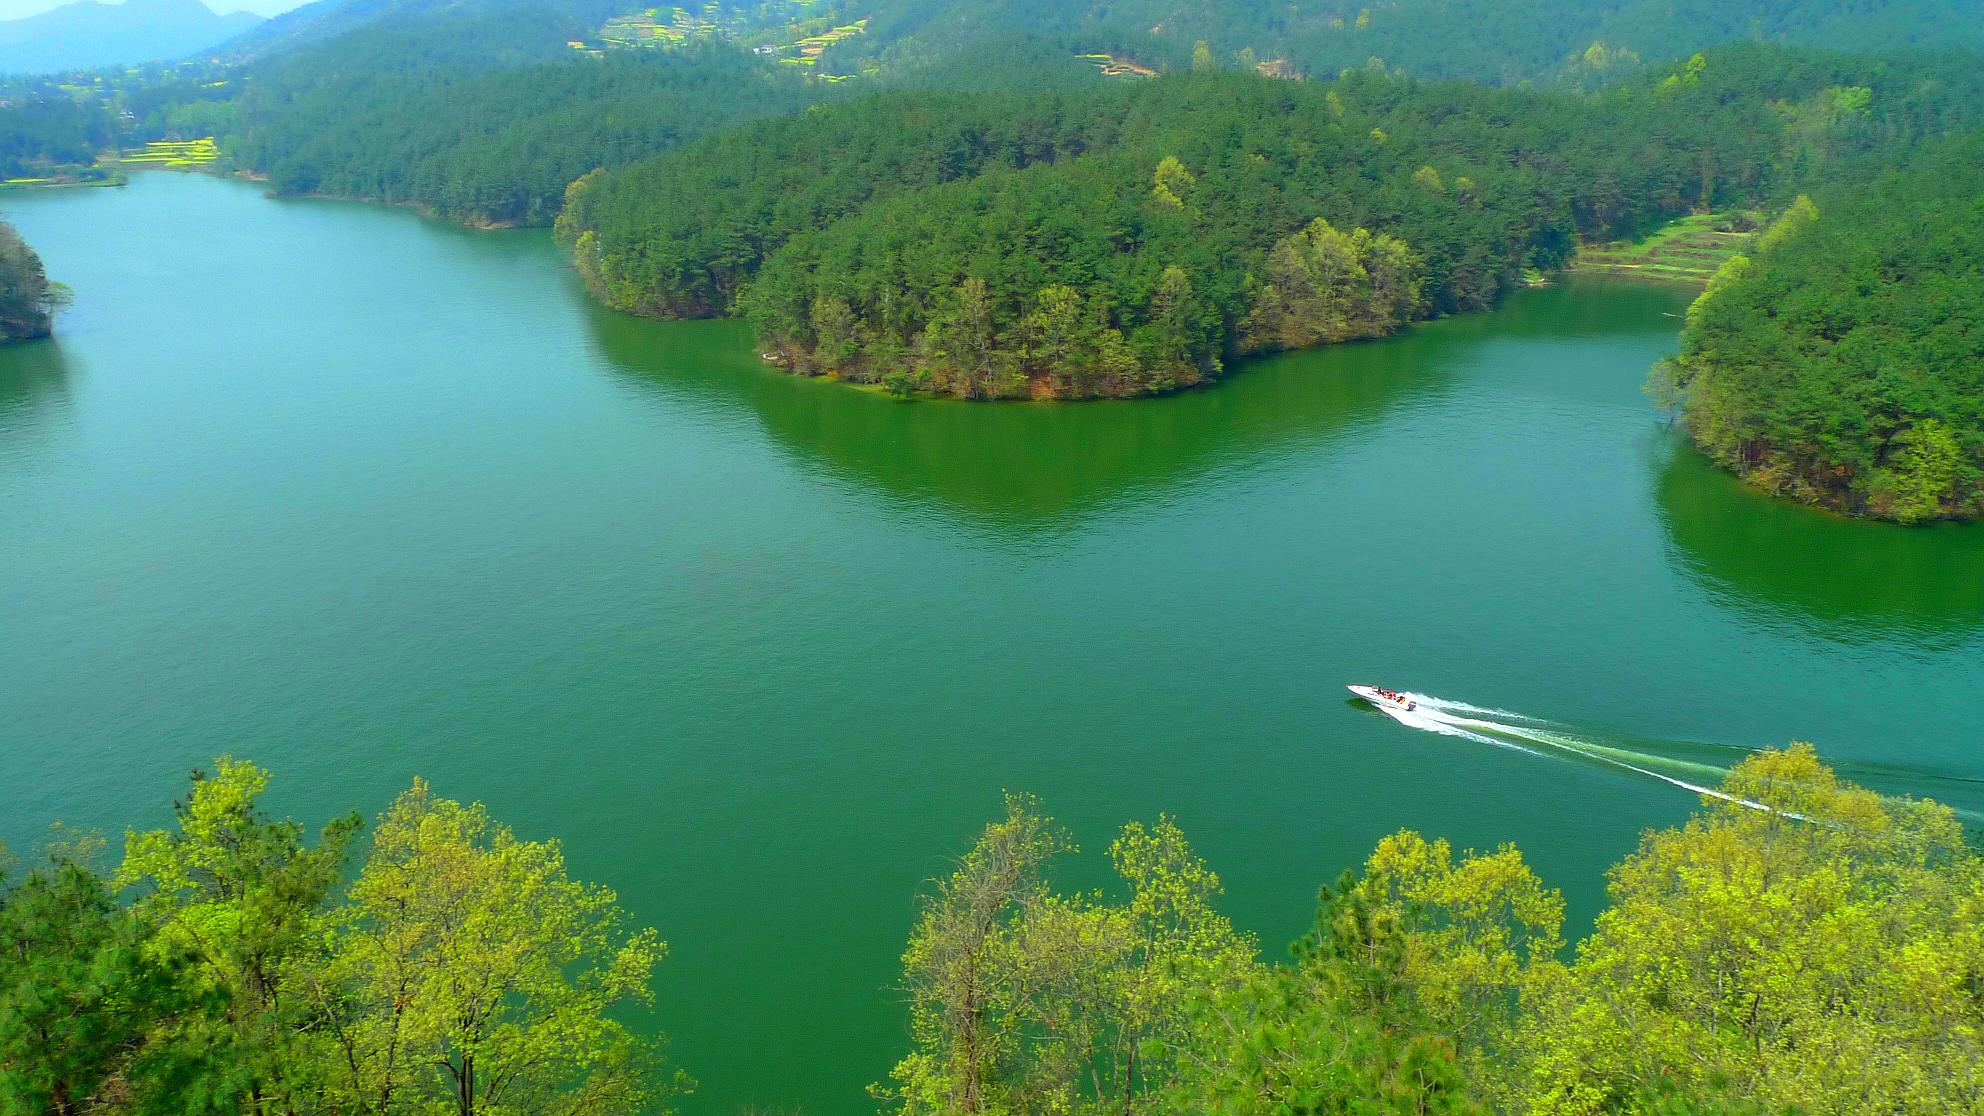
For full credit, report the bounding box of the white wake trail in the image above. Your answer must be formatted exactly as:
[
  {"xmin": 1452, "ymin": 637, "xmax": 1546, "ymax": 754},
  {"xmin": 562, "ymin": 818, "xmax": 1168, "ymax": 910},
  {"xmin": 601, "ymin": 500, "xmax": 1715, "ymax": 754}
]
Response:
[
  {"xmin": 1370, "ymin": 694, "xmax": 1781, "ymax": 815},
  {"xmin": 1405, "ymin": 694, "xmax": 1541, "ymax": 722},
  {"xmin": 1373, "ymin": 702, "xmax": 1541, "ymax": 754}
]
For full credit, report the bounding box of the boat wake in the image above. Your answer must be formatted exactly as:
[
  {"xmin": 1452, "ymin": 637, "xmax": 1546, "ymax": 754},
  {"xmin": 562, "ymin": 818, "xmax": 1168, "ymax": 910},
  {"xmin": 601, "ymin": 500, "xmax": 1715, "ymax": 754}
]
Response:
[
  {"xmin": 1366, "ymin": 692, "xmax": 1776, "ymax": 812},
  {"xmin": 1355, "ymin": 687, "xmax": 1984, "ymax": 825}
]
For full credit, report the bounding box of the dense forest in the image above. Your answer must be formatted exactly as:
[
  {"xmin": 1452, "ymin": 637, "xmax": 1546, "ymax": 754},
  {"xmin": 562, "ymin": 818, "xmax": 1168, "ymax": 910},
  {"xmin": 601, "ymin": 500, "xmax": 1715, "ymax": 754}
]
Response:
[
  {"xmin": 0, "ymin": 220, "xmax": 57, "ymax": 342},
  {"xmin": 228, "ymin": 22, "xmax": 814, "ymax": 226},
  {"xmin": 0, "ymin": 94, "xmax": 118, "ymax": 181},
  {"xmin": 558, "ymin": 46, "xmax": 1984, "ymax": 399},
  {"xmin": 5, "ymin": 747, "xmax": 1978, "ymax": 1113},
  {"xmin": 816, "ymin": 0, "xmax": 1984, "ymax": 84},
  {"xmin": 1659, "ymin": 131, "xmax": 1984, "ymax": 522}
]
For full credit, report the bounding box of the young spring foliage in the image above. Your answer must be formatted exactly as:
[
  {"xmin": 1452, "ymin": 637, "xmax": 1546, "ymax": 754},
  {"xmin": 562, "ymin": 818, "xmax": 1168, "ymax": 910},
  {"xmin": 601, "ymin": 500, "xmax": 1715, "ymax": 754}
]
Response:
[
  {"xmin": 1513, "ymin": 745, "xmax": 1984, "ymax": 1112},
  {"xmin": 883, "ymin": 794, "xmax": 1256, "ymax": 1113},
  {"xmin": 115, "ymin": 758, "xmax": 362, "ymax": 1110},
  {"xmin": 0, "ymin": 760, "xmax": 678, "ymax": 1116},
  {"xmin": 314, "ymin": 778, "xmax": 674, "ymax": 1115},
  {"xmin": 891, "ymin": 748, "xmax": 1984, "ymax": 1115}
]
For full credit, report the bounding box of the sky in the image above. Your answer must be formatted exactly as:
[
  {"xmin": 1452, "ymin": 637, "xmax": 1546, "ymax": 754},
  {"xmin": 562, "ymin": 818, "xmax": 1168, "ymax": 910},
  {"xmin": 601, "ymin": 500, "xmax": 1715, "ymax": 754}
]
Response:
[{"xmin": 0, "ymin": 0, "xmax": 311, "ymax": 19}]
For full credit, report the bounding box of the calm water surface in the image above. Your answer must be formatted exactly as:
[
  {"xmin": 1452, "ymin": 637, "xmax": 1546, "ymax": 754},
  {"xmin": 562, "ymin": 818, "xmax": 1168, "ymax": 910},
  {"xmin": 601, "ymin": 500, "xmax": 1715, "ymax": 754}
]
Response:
[{"xmin": 4, "ymin": 174, "xmax": 1981, "ymax": 1113}]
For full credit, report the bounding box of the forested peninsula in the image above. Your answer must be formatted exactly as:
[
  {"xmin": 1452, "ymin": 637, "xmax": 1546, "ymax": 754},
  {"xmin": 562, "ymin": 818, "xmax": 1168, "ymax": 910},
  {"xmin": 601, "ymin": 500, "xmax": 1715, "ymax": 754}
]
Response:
[
  {"xmin": 558, "ymin": 48, "xmax": 1984, "ymax": 400},
  {"xmin": 0, "ymin": 219, "xmax": 58, "ymax": 342},
  {"xmin": 1660, "ymin": 131, "xmax": 1984, "ymax": 522},
  {"xmin": 5, "ymin": 747, "xmax": 1980, "ymax": 1114}
]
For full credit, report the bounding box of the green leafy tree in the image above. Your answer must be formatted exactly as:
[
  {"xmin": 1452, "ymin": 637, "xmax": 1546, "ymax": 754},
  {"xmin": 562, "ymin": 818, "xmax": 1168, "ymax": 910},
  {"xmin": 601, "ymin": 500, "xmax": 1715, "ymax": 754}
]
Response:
[
  {"xmin": 928, "ymin": 277, "xmax": 1004, "ymax": 399},
  {"xmin": 116, "ymin": 759, "xmax": 362, "ymax": 1114},
  {"xmin": 1514, "ymin": 745, "xmax": 1984, "ymax": 1114},
  {"xmin": 1751, "ymin": 194, "xmax": 1817, "ymax": 255},
  {"xmin": 882, "ymin": 800, "xmax": 1254, "ymax": 1115},
  {"xmin": 311, "ymin": 778, "xmax": 675, "ymax": 1116},
  {"xmin": 1351, "ymin": 832, "xmax": 1564, "ymax": 1088},
  {"xmin": 1023, "ymin": 285, "xmax": 1090, "ymax": 378},
  {"xmin": 1150, "ymin": 155, "xmax": 1196, "ymax": 210},
  {"xmin": 1873, "ymin": 418, "xmax": 1965, "ymax": 522},
  {"xmin": 0, "ymin": 836, "xmax": 183, "ymax": 1116},
  {"xmin": 1243, "ymin": 219, "xmax": 1424, "ymax": 352},
  {"xmin": 0, "ymin": 220, "xmax": 53, "ymax": 342},
  {"xmin": 1132, "ymin": 264, "xmax": 1204, "ymax": 393},
  {"xmin": 809, "ymin": 295, "xmax": 861, "ymax": 374},
  {"xmin": 1092, "ymin": 818, "xmax": 1256, "ymax": 1104},
  {"xmin": 883, "ymin": 792, "xmax": 1073, "ymax": 1114}
]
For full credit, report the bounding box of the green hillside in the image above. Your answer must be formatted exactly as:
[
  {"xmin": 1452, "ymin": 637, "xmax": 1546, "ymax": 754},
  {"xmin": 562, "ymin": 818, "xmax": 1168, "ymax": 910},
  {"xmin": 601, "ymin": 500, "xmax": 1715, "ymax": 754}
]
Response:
[{"xmin": 1662, "ymin": 131, "xmax": 1984, "ymax": 522}]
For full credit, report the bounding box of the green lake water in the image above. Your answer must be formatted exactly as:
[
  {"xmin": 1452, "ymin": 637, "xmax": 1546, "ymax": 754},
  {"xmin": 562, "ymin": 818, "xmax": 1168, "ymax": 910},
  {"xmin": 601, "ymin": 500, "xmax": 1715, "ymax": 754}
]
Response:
[{"xmin": 4, "ymin": 173, "xmax": 1981, "ymax": 1113}]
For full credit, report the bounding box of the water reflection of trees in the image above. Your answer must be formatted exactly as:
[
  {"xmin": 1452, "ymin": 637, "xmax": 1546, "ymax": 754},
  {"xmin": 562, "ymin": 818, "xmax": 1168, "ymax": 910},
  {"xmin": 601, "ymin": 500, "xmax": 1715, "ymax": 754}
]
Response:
[
  {"xmin": 0, "ymin": 338, "xmax": 75, "ymax": 467},
  {"xmin": 1655, "ymin": 443, "xmax": 1984, "ymax": 641},
  {"xmin": 579, "ymin": 301, "xmax": 1464, "ymax": 534}
]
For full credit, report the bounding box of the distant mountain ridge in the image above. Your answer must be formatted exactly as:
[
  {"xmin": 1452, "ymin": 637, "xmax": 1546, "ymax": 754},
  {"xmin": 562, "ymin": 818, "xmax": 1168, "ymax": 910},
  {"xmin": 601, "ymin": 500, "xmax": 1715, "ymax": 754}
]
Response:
[
  {"xmin": 195, "ymin": 0, "xmax": 1984, "ymax": 81},
  {"xmin": 216, "ymin": 0, "xmax": 629, "ymax": 61},
  {"xmin": 823, "ymin": 0, "xmax": 1984, "ymax": 83},
  {"xmin": 0, "ymin": 0, "xmax": 261, "ymax": 74}
]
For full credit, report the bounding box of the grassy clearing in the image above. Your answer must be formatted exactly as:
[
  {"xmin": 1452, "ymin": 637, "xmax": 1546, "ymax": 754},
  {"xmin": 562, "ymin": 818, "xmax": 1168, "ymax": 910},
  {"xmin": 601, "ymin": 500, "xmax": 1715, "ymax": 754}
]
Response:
[{"xmin": 1573, "ymin": 211, "xmax": 1758, "ymax": 283}]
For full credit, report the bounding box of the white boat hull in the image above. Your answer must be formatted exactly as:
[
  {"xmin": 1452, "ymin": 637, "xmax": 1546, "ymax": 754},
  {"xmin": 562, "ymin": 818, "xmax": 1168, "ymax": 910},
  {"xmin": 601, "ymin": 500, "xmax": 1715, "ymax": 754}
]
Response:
[{"xmin": 1348, "ymin": 684, "xmax": 1418, "ymax": 713}]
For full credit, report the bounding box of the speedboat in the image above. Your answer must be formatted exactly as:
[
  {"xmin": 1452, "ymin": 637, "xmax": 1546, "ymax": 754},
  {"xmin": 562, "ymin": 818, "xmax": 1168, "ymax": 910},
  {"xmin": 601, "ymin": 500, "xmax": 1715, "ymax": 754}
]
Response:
[{"xmin": 1348, "ymin": 685, "xmax": 1418, "ymax": 713}]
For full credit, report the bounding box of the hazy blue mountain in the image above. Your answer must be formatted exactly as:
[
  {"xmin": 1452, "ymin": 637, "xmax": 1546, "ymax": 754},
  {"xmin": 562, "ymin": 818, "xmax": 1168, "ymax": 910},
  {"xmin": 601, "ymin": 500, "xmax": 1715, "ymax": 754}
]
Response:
[
  {"xmin": 0, "ymin": 0, "xmax": 261, "ymax": 73},
  {"xmin": 216, "ymin": 0, "xmax": 630, "ymax": 61}
]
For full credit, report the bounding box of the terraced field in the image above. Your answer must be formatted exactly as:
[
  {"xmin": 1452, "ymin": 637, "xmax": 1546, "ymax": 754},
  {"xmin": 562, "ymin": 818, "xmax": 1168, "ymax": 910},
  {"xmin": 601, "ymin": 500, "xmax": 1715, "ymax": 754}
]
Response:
[
  {"xmin": 1573, "ymin": 211, "xmax": 1757, "ymax": 283},
  {"xmin": 120, "ymin": 138, "xmax": 220, "ymax": 168},
  {"xmin": 579, "ymin": 1, "xmax": 865, "ymax": 81},
  {"xmin": 1078, "ymin": 52, "xmax": 1157, "ymax": 77},
  {"xmin": 596, "ymin": 5, "xmax": 725, "ymax": 48}
]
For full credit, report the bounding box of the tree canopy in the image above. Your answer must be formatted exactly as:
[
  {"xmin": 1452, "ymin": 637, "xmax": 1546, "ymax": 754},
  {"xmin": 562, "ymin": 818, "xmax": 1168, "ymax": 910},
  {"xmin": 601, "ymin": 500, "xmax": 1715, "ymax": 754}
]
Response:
[
  {"xmin": 813, "ymin": 0, "xmax": 1984, "ymax": 85},
  {"xmin": 0, "ymin": 220, "xmax": 55, "ymax": 343},
  {"xmin": 0, "ymin": 760, "xmax": 679, "ymax": 1116},
  {"xmin": 1662, "ymin": 130, "xmax": 1984, "ymax": 521},
  {"xmin": 3, "ymin": 747, "xmax": 1978, "ymax": 1113},
  {"xmin": 560, "ymin": 46, "xmax": 1984, "ymax": 399},
  {"xmin": 895, "ymin": 746, "xmax": 1984, "ymax": 1115},
  {"xmin": 228, "ymin": 28, "xmax": 816, "ymax": 227}
]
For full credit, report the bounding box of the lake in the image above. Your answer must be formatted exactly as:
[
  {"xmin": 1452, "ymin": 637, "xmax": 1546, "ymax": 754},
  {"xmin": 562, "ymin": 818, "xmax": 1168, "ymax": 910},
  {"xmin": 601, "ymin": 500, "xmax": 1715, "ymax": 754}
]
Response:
[{"xmin": 3, "ymin": 172, "xmax": 1980, "ymax": 1114}]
